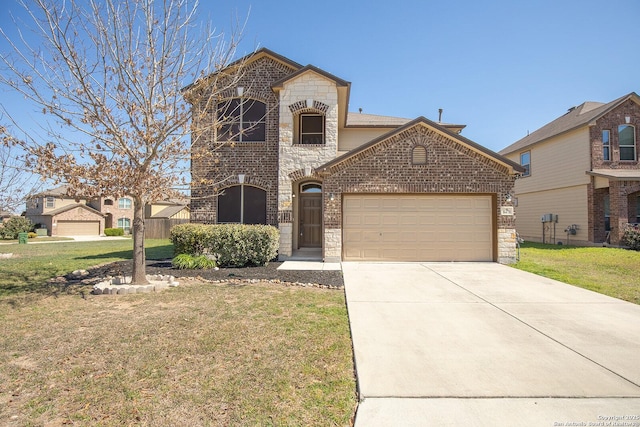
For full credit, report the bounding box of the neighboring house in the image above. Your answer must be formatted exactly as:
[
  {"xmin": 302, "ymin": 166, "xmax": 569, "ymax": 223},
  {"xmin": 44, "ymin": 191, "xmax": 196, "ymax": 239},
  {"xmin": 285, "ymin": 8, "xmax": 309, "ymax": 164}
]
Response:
[
  {"xmin": 145, "ymin": 199, "xmax": 190, "ymax": 220},
  {"xmin": 186, "ymin": 48, "xmax": 523, "ymax": 263},
  {"xmin": 499, "ymin": 92, "xmax": 640, "ymax": 246},
  {"xmin": 0, "ymin": 211, "xmax": 13, "ymax": 223},
  {"xmin": 26, "ymin": 185, "xmax": 135, "ymax": 236}
]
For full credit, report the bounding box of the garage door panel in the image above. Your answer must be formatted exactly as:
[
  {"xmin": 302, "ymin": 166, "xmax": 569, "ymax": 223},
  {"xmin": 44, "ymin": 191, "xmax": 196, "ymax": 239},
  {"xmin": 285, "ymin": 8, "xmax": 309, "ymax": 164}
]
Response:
[
  {"xmin": 57, "ymin": 220, "xmax": 100, "ymax": 236},
  {"xmin": 343, "ymin": 194, "xmax": 493, "ymax": 262}
]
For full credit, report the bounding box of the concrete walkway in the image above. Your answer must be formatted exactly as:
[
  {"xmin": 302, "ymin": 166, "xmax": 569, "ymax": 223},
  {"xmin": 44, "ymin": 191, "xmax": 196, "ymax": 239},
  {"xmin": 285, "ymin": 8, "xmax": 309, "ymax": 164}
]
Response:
[{"xmin": 343, "ymin": 262, "xmax": 640, "ymax": 426}]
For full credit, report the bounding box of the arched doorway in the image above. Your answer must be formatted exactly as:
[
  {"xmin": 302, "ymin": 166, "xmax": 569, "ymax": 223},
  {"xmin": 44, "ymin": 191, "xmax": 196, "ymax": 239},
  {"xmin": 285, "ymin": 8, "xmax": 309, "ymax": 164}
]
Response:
[{"xmin": 298, "ymin": 182, "xmax": 322, "ymax": 248}]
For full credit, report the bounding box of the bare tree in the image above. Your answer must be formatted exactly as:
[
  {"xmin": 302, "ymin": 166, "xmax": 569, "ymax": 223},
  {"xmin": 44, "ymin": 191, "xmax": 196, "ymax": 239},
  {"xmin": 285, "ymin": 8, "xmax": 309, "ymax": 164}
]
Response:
[
  {"xmin": 0, "ymin": 0, "xmax": 248, "ymax": 283},
  {"xmin": 0, "ymin": 129, "xmax": 40, "ymax": 213}
]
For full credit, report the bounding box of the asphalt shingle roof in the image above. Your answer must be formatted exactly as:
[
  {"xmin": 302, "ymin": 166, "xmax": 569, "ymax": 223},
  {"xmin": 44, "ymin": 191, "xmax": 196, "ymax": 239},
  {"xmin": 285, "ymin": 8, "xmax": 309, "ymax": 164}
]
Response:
[{"xmin": 499, "ymin": 92, "xmax": 640, "ymax": 155}]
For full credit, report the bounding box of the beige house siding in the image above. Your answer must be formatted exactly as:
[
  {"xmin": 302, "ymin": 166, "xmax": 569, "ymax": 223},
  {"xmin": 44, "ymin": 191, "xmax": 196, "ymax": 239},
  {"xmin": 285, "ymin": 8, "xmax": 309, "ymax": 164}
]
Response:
[
  {"xmin": 508, "ymin": 127, "xmax": 591, "ymax": 194},
  {"xmin": 169, "ymin": 208, "xmax": 190, "ymax": 220},
  {"xmin": 515, "ymin": 185, "xmax": 589, "ymax": 244},
  {"xmin": 338, "ymin": 127, "xmax": 396, "ymax": 152},
  {"xmin": 27, "ymin": 196, "xmax": 85, "ymax": 216}
]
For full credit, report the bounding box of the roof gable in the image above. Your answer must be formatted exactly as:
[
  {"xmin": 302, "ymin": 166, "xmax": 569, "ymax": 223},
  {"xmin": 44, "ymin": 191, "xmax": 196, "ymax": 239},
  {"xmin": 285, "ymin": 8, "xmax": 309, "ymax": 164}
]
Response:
[
  {"xmin": 318, "ymin": 116, "xmax": 523, "ymax": 174},
  {"xmin": 271, "ymin": 65, "xmax": 350, "ymax": 91},
  {"xmin": 500, "ymin": 92, "xmax": 640, "ymax": 155},
  {"xmin": 43, "ymin": 203, "xmax": 105, "ymax": 218}
]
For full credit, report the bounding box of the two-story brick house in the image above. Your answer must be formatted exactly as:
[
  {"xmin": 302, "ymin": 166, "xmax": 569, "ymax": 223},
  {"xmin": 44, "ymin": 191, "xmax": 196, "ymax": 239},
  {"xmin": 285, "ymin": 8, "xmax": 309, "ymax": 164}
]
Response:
[
  {"xmin": 187, "ymin": 48, "xmax": 523, "ymax": 263},
  {"xmin": 26, "ymin": 185, "xmax": 135, "ymax": 236},
  {"xmin": 499, "ymin": 92, "xmax": 640, "ymax": 246}
]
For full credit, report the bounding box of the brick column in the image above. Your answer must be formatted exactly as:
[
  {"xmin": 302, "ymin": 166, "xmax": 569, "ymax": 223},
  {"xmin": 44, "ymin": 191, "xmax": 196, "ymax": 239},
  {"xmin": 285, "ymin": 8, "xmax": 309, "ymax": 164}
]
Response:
[{"xmin": 609, "ymin": 180, "xmax": 628, "ymax": 245}]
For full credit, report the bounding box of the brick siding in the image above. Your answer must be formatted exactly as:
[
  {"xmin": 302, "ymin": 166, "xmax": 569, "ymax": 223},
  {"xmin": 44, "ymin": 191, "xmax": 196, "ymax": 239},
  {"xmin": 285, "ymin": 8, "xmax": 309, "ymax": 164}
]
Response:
[{"xmin": 190, "ymin": 57, "xmax": 298, "ymax": 225}]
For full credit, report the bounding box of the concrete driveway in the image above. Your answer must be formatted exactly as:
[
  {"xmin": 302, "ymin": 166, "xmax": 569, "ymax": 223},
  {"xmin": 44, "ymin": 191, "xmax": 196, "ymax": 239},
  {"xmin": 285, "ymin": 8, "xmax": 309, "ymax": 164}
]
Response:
[{"xmin": 342, "ymin": 262, "xmax": 640, "ymax": 426}]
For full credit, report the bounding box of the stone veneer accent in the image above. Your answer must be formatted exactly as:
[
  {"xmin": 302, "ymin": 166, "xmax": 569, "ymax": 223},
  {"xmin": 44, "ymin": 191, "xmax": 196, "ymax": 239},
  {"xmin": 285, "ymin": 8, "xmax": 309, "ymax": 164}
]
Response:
[
  {"xmin": 320, "ymin": 124, "xmax": 518, "ymax": 263},
  {"xmin": 277, "ymin": 72, "xmax": 339, "ymax": 257}
]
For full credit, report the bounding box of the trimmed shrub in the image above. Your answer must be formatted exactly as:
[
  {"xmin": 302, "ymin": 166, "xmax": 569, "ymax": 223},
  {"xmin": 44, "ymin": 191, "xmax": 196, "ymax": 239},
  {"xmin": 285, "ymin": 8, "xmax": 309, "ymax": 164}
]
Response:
[
  {"xmin": 0, "ymin": 217, "xmax": 34, "ymax": 240},
  {"xmin": 104, "ymin": 228, "xmax": 125, "ymax": 236},
  {"xmin": 622, "ymin": 224, "xmax": 640, "ymax": 250},
  {"xmin": 172, "ymin": 253, "xmax": 217, "ymax": 270},
  {"xmin": 170, "ymin": 223, "xmax": 279, "ymax": 267}
]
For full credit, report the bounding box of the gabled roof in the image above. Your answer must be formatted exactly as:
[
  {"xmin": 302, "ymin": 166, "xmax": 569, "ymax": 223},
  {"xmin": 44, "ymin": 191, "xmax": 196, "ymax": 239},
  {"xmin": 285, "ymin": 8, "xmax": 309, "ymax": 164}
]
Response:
[
  {"xmin": 41, "ymin": 203, "xmax": 105, "ymax": 218},
  {"xmin": 271, "ymin": 65, "xmax": 350, "ymax": 90},
  {"xmin": 182, "ymin": 47, "xmax": 303, "ymax": 94},
  {"xmin": 227, "ymin": 47, "xmax": 303, "ymax": 73},
  {"xmin": 500, "ymin": 92, "xmax": 640, "ymax": 155},
  {"xmin": 318, "ymin": 116, "xmax": 524, "ymax": 174},
  {"xmin": 32, "ymin": 185, "xmax": 72, "ymax": 198},
  {"xmin": 345, "ymin": 112, "xmax": 466, "ymax": 133}
]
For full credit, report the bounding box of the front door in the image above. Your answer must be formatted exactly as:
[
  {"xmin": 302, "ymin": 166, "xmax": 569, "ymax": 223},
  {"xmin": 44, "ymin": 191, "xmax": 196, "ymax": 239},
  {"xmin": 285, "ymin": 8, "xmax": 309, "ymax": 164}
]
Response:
[{"xmin": 299, "ymin": 193, "xmax": 322, "ymax": 247}]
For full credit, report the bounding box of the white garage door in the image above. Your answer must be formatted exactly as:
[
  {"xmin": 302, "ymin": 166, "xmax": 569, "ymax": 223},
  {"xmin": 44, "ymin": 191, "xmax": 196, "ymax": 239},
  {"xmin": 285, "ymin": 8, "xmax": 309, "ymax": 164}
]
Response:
[
  {"xmin": 343, "ymin": 194, "xmax": 494, "ymax": 262},
  {"xmin": 56, "ymin": 220, "xmax": 100, "ymax": 236}
]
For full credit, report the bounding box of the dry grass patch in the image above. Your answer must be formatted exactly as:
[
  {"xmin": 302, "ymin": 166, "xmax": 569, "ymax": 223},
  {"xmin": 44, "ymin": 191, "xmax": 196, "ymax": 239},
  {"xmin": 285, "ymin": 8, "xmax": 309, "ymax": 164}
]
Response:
[{"xmin": 0, "ymin": 280, "xmax": 356, "ymax": 426}]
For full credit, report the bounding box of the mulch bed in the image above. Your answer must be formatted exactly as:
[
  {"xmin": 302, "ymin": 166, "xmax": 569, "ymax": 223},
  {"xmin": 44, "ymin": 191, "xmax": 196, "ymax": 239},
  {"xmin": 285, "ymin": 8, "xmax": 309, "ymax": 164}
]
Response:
[{"xmin": 67, "ymin": 259, "xmax": 344, "ymax": 289}]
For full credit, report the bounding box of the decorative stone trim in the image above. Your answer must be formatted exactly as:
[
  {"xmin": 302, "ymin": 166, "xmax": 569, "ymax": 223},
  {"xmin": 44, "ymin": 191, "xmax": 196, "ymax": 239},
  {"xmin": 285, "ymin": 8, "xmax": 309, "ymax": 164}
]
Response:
[
  {"xmin": 278, "ymin": 209, "xmax": 292, "ymax": 223},
  {"xmin": 288, "ymin": 99, "xmax": 330, "ymax": 115},
  {"xmin": 289, "ymin": 168, "xmax": 321, "ymax": 181},
  {"xmin": 92, "ymin": 274, "xmax": 180, "ymax": 295}
]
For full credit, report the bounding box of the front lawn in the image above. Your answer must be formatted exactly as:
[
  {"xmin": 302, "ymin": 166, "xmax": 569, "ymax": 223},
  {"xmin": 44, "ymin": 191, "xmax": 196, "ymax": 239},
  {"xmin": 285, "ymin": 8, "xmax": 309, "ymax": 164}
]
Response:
[
  {"xmin": 0, "ymin": 239, "xmax": 173, "ymax": 297},
  {"xmin": 0, "ymin": 239, "xmax": 357, "ymax": 426},
  {"xmin": 513, "ymin": 242, "xmax": 640, "ymax": 304}
]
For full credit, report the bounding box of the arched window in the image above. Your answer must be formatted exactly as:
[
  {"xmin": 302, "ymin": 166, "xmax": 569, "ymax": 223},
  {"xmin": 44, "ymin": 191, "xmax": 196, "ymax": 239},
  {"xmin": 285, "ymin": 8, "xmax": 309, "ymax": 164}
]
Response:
[
  {"xmin": 619, "ymin": 124, "xmax": 636, "ymax": 161},
  {"xmin": 117, "ymin": 217, "xmax": 131, "ymax": 233},
  {"xmin": 217, "ymin": 98, "xmax": 266, "ymax": 142},
  {"xmin": 412, "ymin": 146, "xmax": 427, "ymax": 165},
  {"xmin": 104, "ymin": 199, "xmax": 114, "ymax": 206},
  {"xmin": 217, "ymin": 185, "xmax": 267, "ymax": 224},
  {"xmin": 301, "ymin": 183, "xmax": 322, "ymax": 193}
]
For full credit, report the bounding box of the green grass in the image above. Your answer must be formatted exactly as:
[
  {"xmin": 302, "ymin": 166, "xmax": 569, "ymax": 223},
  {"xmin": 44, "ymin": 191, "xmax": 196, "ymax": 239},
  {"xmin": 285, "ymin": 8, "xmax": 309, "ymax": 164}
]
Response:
[
  {"xmin": 513, "ymin": 242, "xmax": 640, "ymax": 304},
  {"xmin": 0, "ymin": 239, "xmax": 174, "ymax": 297}
]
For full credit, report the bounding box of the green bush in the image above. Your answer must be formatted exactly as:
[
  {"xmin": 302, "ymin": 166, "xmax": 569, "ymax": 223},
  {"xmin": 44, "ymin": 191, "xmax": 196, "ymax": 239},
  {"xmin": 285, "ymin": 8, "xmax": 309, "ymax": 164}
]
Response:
[
  {"xmin": 622, "ymin": 224, "xmax": 640, "ymax": 250},
  {"xmin": 0, "ymin": 217, "xmax": 34, "ymax": 240},
  {"xmin": 170, "ymin": 223, "xmax": 279, "ymax": 267},
  {"xmin": 104, "ymin": 228, "xmax": 125, "ymax": 236},
  {"xmin": 172, "ymin": 253, "xmax": 217, "ymax": 270}
]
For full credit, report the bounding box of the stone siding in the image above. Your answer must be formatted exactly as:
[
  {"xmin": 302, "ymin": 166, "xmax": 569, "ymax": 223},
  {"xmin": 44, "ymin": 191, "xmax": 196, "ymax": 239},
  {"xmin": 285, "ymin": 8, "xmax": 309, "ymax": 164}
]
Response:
[{"xmin": 277, "ymin": 72, "xmax": 339, "ymax": 257}]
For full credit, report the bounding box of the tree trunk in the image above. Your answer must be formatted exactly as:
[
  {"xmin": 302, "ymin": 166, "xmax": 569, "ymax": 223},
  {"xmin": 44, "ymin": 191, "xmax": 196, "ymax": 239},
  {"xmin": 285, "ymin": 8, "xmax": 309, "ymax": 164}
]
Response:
[{"xmin": 131, "ymin": 197, "xmax": 149, "ymax": 285}]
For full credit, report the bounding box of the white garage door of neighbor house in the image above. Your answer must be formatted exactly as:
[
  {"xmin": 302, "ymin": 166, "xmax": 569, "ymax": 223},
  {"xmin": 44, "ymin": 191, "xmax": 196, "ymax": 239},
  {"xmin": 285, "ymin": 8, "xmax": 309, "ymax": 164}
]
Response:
[
  {"xmin": 56, "ymin": 221, "xmax": 100, "ymax": 236},
  {"xmin": 342, "ymin": 194, "xmax": 494, "ymax": 262}
]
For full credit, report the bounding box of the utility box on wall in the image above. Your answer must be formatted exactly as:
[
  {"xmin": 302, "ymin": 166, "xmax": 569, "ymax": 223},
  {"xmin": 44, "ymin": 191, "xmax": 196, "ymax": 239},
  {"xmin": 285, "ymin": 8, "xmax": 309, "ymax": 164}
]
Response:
[{"xmin": 541, "ymin": 213, "xmax": 558, "ymax": 223}]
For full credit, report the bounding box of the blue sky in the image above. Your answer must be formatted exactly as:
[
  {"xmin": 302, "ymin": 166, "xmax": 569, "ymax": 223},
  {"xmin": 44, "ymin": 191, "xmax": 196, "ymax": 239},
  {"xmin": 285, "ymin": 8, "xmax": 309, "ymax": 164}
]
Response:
[{"xmin": 2, "ymin": 0, "xmax": 639, "ymax": 153}]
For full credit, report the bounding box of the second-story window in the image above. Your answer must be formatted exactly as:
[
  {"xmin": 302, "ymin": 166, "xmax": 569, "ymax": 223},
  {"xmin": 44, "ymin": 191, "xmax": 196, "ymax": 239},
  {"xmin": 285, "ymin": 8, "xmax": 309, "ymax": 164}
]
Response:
[
  {"xmin": 118, "ymin": 197, "xmax": 132, "ymax": 209},
  {"xmin": 299, "ymin": 114, "xmax": 325, "ymax": 144},
  {"xmin": 619, "ymin": 124, "xmax": 636, "ymax": 161},
  {"xmin": 520, "ymin": 151, "xmax": 531, "ymax": 177},
  {"xmin": 602, "ymin": 129, "xmax": 611, "ymax": 161},
  {"xmin": 45, "ymin": 196, "xmax": 55, "ymax": 208},
  {"xmin": 217, "ymin": 98, "xmax": 266, "ymax": 142}
]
